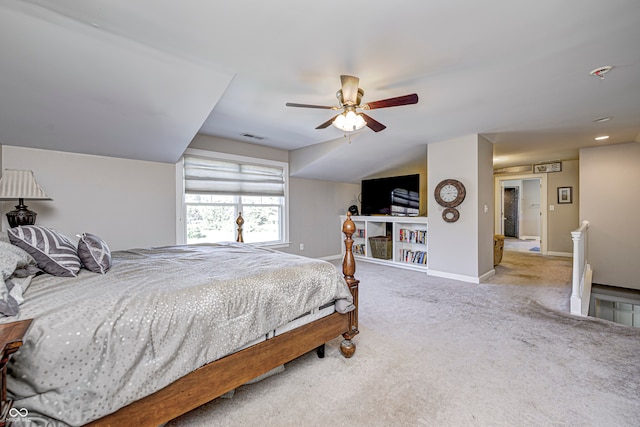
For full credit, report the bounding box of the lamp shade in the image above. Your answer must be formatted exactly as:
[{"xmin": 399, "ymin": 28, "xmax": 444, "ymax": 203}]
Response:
[
  {"xmin": 0, "ymin": 170, "xmax": 52, "ymax": 227},
  {"xmin": 333, "ymin": 111, "xmax": 366, "ymax": 132},
  {"xmin": 0, "ymin": 169, "xmax": 51, "ymax": 200}
]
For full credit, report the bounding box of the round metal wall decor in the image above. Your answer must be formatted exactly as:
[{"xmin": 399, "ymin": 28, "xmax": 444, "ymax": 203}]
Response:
[{"xmin": 442, "ymin": 207, "xmax": 460, "ymax": 223}]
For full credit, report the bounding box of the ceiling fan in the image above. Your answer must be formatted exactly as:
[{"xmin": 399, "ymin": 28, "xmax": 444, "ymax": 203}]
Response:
[{"xmin": 286, "ymin": 75, "xmax": 418, "ymax": 133}]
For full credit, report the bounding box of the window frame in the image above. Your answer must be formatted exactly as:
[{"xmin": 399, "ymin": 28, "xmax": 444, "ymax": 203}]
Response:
[{"xmin": 176, "ymin": 148, "xmax": 289, "ymax": 247}]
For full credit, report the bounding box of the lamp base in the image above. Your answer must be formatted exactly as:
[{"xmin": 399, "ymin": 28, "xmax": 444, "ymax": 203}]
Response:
[{"xmin": 6, "ymin": 199, "xmax": 37, "ymax": 228}]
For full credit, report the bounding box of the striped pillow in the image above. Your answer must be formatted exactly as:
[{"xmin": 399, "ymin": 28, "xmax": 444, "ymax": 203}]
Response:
[
  {"xmin": 77, "ymin": 233, "xmax": 111, "ymax": 274},
  {"xmin": 8, "ymin": 226, "xmax": 81, "ymax": 277}
]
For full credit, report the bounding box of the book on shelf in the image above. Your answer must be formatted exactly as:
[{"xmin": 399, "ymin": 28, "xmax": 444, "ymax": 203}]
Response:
[
  {"xmin": 399, "ymin": 249, "xmax": 427, "ymax": 264},
  {"xmin": 356, "ymin": 229, "xmax": 366, "ymax": 238},
  {"xmin": 398, "ymin": 228, "xmax": 427, "ymax": 244},
  {"xmin": 353, "ymin": 244, "xmax": 366, "ymax": 255}
]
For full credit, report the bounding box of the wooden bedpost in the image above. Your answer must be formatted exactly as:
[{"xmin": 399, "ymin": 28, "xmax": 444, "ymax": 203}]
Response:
[
  {"xmin": 236, "ymin": 213, "xmax": 244, "ymax": 243},
  {"xmin": 340, "ymin": 212, "xmax": 359, "ymax": 358}
]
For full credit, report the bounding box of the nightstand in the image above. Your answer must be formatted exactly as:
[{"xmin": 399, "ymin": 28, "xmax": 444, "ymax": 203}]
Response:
[{"xmin": 0, "ymin": 319, "xmax": 32, "ymax": 427}]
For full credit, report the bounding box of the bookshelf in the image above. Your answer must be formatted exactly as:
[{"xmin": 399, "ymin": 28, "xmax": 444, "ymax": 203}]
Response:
[{"xmin": 340, "ymin": 215, "xmax": 428, "ymax": 271}]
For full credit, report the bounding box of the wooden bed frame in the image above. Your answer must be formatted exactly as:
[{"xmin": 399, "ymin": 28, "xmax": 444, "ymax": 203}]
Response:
[{"xmin": 85, "ymin": 213, "xmax": 360, "ymax": 426}]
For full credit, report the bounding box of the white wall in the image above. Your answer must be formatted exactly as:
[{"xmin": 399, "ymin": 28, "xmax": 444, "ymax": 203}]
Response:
[
  {"xmin": 546, "ymin": 159, "xmax": 579, "ymax": 254},
  {"xmin": 1, "ymin": 146, "xmax": 176, "ymax": 250},
  {"xmin": 580, "ymin": 142, "xmax": 640, "ymax": 290},
  {"xmin": 521, "ymin": 179, "xmax": 541, "ymax": 238},
  {"xmin": 281, "ymin": 177, "xmax": 360, "ymax": 259},
  {"xmin": 428, "ymin": 134, "xmax": 494, "ymax": 282},
  {"xmin": 477, "ymin": 135, "xmax": 495, "ymax": 277}
]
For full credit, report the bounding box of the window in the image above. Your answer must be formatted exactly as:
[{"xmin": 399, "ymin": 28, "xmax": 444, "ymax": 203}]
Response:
[
  {"xmin": 178, "ymin": 149, "xmax": 288, "ymax": 245},
  {"xmin": 592, "ymin": 297, "xmax": 640, "ymax": 327}
]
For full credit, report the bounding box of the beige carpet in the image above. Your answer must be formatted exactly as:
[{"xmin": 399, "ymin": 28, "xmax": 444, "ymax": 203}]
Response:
[{"xmin": 167, "ymin": 251, "xmax": 640, "ymax": 426}]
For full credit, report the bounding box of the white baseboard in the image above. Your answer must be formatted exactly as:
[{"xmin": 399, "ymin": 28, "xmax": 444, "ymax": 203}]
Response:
[
  {"xmin": 546, "ymin": 251, "xmax": 572, "ymax": 257},
  {"xmin": 427, "ymin": 268, "xmax": 495, "ymax": 284},
  {"xmin": 319, "ymin": 254, "xmax": 342, "ymax": 261}
]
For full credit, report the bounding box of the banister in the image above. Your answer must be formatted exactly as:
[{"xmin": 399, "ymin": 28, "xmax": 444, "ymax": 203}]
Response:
[{"xmin": 570, "ymin": 220, "xmax": 592, "ymax": 316}]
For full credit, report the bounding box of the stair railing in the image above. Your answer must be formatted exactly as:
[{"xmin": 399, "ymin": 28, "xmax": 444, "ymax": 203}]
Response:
[{"xmin": 570, "ymin": 220, "xmax": 592, "ymax": 316}]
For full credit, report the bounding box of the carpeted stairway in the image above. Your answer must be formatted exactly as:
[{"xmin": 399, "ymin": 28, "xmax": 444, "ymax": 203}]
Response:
[{"xmin": 167, "ymin": 251, "xmax": 640, "ymax": 426}]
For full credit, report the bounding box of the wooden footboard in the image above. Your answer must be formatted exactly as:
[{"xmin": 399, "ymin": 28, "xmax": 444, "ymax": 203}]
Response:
[{"xmin": 87, "ymin": 213, "xmax": 359, "ymax": 427}]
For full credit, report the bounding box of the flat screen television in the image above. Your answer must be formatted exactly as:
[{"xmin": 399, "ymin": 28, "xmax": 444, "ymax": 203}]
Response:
[{"xmin": 360, "ymin": 174, "xmax": 420, "ymax": 216}]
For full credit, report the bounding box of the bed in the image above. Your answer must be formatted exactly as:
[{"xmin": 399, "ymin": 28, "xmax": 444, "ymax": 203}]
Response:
[{"xmin": 0, "ymin": 213, "xmax": 360, "ymax": 426}]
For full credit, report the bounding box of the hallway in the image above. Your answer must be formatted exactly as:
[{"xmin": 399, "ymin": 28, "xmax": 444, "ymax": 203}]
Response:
[
  {"xmin": 503, "ymin": 237, "xmax": 540, "ymax": 253},
  {"xmin": 489, "ymin": 248, "xmax": 573, "ymax": 311}
]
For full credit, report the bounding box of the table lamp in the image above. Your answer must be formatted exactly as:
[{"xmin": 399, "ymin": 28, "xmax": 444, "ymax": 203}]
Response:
[{"xmin": 0, "ymin": 169, "xmax": 52, "ymax": 227}]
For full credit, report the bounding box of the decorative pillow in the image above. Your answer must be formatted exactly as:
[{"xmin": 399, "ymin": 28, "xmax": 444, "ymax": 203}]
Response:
[
  {"xmin": 0, "ymin": 240, "xmax": 38, "ymax": 316},
  {"xmin": 0, "ymin": 240, "xmax": 34, "ymax": 280},
  {"xmin": 8, "ymin": 226, "xmax": 81, "ymax": 277},
  {"xmin": 77, "ymin": 233, "xmax": 112, "ymax": 274},
  {"xmin": 0, "ymin": 279, "xmax": 20, "ymax": 316}
]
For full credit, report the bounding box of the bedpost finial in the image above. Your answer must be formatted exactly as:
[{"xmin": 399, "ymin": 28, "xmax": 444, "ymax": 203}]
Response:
[
  {"xmin": 342, "ymin": 212, "xmax": 355, "ymax": 236},
  {"xmin": 236, "ymin": 212, "xmax": 244, "ymax": 243}
]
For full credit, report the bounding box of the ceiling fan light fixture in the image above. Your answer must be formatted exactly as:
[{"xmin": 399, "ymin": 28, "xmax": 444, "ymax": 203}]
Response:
[{"xmin": 333, "ymin": 111, "xmax": 366, "ymax": 132}]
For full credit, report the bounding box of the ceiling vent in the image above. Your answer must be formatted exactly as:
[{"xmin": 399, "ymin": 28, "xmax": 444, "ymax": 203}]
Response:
[
  {"xmin": 241, "ymin": 133, "xmax": 265, "ymax": 140},
  {"xmin": 592, "ymin": 117, "xmax": 612, "ymax": 123}
]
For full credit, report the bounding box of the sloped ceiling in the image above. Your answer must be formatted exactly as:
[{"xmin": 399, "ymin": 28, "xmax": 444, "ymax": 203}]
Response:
[{"xmin": 1, "ymin": 0, "xmax": 640, "ymax": 183}]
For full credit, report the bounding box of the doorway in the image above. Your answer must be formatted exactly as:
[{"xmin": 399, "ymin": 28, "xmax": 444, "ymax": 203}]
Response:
[
  {"xmin": 494, "ymin": 173, "xmax": 547, "ymax": 254},
  {"xmin": 503, "ymin": 187, "xmax": 519, "ymax": 238}
]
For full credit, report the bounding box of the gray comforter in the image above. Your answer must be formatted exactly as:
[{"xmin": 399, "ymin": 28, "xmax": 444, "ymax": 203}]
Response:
[{"xmin": 5, "ymin": 243, "xmax": 354, "ymax": 426}]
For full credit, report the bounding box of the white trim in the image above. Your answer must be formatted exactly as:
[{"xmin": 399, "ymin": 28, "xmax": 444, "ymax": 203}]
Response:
[
  {"xmin": 427, "ymin": 268, "xmax": 494, "ymax": 284},
  {"xmin": 175, "ymin": 160, "xmax": 186, "ymax": 244},
  {"xmin": 547, "ymin": 251, "xmax": 572, "ymax": 258},
  {"xmin": 318, "ymin": 254, "xmax": 342, "ymax": 262},
  {"xmin": 479, "ymin": 269, "xmax": 496, "ymax": 282},
  {"xmin": 177, "ymin": 148, "xmax": 290, "ymax": 245},
  {"xmin": 353, "ymin": 256, "xmax": 429, "ymax": 272}
]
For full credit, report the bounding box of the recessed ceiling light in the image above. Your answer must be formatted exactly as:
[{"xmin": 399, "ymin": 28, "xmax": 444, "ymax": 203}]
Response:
[
  {"xmin": 593, "ymin": 117, "xmax": 612, "ymax": 123},
  {"xmin": 595, "ymin": 135, "xmax": 609, "ymax": 141}
]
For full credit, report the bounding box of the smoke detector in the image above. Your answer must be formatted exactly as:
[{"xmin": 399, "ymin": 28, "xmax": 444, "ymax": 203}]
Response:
[{"xmin": 589, "ymin": 66, "xmax": 613, "ymax": 79}]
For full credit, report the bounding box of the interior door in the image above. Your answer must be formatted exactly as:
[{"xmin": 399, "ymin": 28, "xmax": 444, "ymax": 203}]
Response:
[{"xmin": 503, "ymin": 187, "xmax": 519, "ymax": 238}]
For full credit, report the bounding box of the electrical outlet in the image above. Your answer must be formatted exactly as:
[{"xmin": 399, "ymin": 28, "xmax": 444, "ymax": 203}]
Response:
[{"xmin": 299, "ymin": 243, "xmax": 304, "ymax": 250}]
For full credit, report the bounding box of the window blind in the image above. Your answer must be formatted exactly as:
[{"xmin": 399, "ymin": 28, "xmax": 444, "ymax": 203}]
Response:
[{"xmin": 184, "ymin": 156, "xmax": 285, "ymax": 196}]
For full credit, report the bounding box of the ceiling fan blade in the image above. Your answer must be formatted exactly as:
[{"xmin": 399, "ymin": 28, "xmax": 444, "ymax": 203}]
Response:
[
  {"xmin": 340, "ymin": 75, "xmax": 360, "ymax": 105},
  {"xmin": 316, "ymin": 115, "xmax": 340, "ymax": 129},
  {"xmin": 286, "ymin": 102, "xmax": 338, "ymax": 109},
  {"xmin": 360, "ymin": 113, "xmax": 387, "ymax": 132},
  {"xmin": 362, "ymin": 93, "xmax": 418, "ymax": 110}
]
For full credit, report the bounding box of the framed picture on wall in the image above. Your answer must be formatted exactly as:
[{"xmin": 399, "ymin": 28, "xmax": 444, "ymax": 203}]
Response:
[
  {"xmin": 557, "ymin": 186, "xmax": 572, "ymax": 204},
  {"xmin": 534, "ymin": 161, "xmax": 562, "ymax": 173}
]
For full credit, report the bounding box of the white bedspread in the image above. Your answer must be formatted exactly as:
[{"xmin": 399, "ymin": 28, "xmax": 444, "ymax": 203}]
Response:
[{"xmin": 5, "ymin": 243, "xmax": 354, "ymax": 426}]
